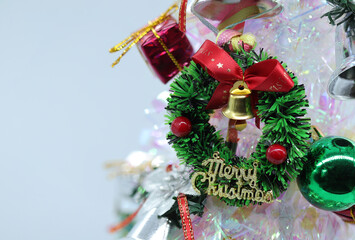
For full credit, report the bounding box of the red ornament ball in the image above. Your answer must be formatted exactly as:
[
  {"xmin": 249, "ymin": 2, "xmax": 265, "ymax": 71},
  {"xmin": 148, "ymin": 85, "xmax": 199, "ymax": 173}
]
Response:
[
  {"xmin": 266, "ymin": 144, "xmax": 288, "ymax": 165},
  {"xmin": 171, "ymin": 116, "xmax": 192, "ymax": 137}
]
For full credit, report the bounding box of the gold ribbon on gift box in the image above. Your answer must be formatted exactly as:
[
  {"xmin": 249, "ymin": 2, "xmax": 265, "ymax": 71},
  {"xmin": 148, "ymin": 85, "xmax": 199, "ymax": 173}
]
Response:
[{"xmin": 109, "ymin": 3, "xmax": 182, "ymax": 71}]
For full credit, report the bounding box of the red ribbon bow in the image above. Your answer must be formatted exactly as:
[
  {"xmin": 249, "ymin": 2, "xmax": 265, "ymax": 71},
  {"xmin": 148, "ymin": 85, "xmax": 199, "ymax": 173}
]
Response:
[{"xmin": 192, "ymin": 40, "xmax": 294, "ymax": 109}]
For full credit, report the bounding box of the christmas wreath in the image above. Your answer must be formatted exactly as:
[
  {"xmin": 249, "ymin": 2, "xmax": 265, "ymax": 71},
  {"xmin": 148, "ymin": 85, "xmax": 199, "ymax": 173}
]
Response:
[{"xmin": 166, "ymin": 37, "xmax": 311, "ymax": 207}]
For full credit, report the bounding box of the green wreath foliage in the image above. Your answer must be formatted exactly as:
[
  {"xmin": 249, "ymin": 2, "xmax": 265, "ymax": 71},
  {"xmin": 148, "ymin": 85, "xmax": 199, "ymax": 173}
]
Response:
[
  {"xmin": 166, "ymin": 47, "xmax": 311, "ymax": 207},
  {"xmin": 322, "ymin": 0, "xmax": 355, "ymax": 36}
]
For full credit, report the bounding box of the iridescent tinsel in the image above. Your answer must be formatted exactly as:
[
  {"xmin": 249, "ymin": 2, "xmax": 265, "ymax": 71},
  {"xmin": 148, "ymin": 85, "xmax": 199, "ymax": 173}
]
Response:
[{"xmin": 169, "ymin": 182, "xmax": 354, "ymax": 240}]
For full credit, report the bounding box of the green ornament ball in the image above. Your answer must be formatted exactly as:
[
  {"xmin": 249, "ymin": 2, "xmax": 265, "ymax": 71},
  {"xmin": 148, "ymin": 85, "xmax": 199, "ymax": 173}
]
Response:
[{"xmin": 297, "ymin": 136, "xmax": 355, "ymax": 211}]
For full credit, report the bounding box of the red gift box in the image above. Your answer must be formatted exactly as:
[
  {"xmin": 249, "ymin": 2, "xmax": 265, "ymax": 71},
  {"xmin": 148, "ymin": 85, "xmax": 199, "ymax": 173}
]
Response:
[
  {"xmin": 137, "ymin": 16, "xmax": 193, "ymax": 84},
  {"xmin": 110, "ymin": 3, "xmax": 193, "ymax": 84}
]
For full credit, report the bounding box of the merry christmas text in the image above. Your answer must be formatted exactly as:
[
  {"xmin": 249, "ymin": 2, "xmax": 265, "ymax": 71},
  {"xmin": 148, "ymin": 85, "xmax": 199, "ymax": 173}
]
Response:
[{"xmin": 191, "ymin": 152, "xmax": 273, "ymax": 203}]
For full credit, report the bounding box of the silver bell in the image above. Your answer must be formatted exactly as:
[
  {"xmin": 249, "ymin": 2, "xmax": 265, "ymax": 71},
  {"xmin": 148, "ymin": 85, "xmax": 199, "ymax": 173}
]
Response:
[{"xmin": 328, "ymin": 23, "xmax": 355, "ymax": 100}]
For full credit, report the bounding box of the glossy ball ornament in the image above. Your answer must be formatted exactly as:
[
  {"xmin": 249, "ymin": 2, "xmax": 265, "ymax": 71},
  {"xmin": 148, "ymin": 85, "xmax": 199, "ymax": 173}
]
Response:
[
  {"xmin": 171, "ymin": 116, "xmax": 192, "ymax": 137},
  {"xmin": 266, "ymin": 144, "xmax": 287, "ymax": 165},
  {"xmin": 297, "ymin": 136, "xmax": 355, "ymax": 211}
]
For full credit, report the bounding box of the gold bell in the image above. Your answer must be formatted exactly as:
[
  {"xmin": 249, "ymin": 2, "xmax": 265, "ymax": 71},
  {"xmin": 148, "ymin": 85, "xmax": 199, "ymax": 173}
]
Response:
[{"xmin": 222, "ymin": 81, "xmax": 255, "ymax": 120}]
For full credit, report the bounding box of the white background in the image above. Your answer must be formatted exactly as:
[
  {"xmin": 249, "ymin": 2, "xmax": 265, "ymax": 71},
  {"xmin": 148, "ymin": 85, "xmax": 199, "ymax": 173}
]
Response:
[{"xmin": 0, "ymin": 0, "xmax": 171, "ymax": 239}]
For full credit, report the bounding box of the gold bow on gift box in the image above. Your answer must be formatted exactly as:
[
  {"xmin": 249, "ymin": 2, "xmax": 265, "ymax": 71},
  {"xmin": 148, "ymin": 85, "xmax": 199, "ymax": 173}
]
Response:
[{"xmin": 109, "ymin": 3, "xmax": 182, "ymax": 71}]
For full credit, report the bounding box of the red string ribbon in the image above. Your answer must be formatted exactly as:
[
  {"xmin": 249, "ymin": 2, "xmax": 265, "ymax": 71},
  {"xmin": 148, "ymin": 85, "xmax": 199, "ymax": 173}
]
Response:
[
  {"xmin": 177, "ymin": 193, "xmax": 195, "ymax": 240},
  {"xmin": 192, "ymin": 40, "xmax": 294, "ymax": 109},
  {"xmin": 109, "ymin": 202, "xmax": 144, "ymax": 233},
  {"xmin": 179, "ymin": 0, "xmax": 188, "ymax": 32}
]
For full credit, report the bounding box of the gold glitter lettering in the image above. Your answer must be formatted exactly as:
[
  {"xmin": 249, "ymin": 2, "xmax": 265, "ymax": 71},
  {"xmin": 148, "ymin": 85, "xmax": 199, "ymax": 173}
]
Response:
[{"xmin": 191, "ymin": 152, "xmax": 273, "ymax": 203}]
